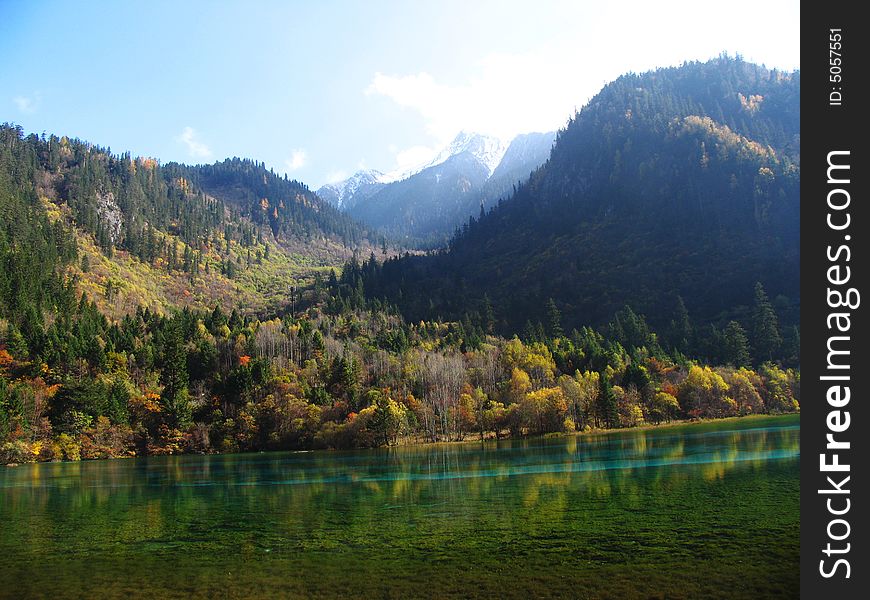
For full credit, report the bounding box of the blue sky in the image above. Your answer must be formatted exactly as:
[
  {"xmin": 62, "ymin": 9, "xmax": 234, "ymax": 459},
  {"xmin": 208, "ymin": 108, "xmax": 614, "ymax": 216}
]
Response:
[{"xmin": 1, "ymin": 0, "xmax": 799, "ymax": 188}]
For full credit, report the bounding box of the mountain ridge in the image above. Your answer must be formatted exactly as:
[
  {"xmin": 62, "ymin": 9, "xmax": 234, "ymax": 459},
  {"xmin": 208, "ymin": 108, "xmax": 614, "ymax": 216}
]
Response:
[
  {"xmin": 353, "ymin": 56, "xmax": 800, "ymax": 355},
  {"xmin": 318, "ymin": 130, "xmax": 554, "ymax": 243}
]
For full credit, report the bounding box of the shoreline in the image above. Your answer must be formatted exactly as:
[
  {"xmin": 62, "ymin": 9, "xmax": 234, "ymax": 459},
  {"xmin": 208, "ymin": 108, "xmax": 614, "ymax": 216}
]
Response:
[
  {"xmin": 4, "ymin": 412, "xmax": 800, "ymax": 467},
  {"xmin": 390, "ymin": 412, "xmax": 800, "ymax": 450}
]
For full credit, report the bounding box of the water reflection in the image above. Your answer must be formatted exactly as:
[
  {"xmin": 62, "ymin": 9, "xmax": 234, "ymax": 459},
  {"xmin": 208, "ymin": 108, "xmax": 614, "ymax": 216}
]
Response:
[{"xmin": 0, "ymin": 415, "xmax": 799, "ymax": 599}]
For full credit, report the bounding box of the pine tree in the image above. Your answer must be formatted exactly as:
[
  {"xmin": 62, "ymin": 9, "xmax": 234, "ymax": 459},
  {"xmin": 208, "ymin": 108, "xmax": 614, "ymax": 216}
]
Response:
[
  {"xmin": 7, "ymin": 325, "xmax": 29, "ymax": 360},
  {"xmin": 669, "ymin": 295, "xmax": 692, "ymax": 353},
  {"xmin": 482, "ymin": 294, "xmax": 495, "ymax": 334},
  {"xmin": 722, "ymin": 321, "xmax": 751, "ymax": 367},
  {"xmin": 522, "ymin": 320, "xmax": 537, "ymax": 343},
  {"xmin": 160, "ymin": 319, "xmax": 191, "ymax": 429},
  {"xmin": 751, "ymin": 282, "xmax": 782, "ymax": 363},
  {"xmin": 597, "ymin": 373, "xmax": 619, "ymax": 429},
  {"xmin": 546, "ymin": 298, "xmax": 563, "ymax": 338},
  {"xmin": 782, "ymin": 325, "xmax": 800, "ymax": 367}
]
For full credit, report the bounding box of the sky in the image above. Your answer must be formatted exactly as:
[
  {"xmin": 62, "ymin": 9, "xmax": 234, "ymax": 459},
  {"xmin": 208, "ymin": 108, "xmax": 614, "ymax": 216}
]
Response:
[{"xmin": 1, "ymin": 0, "xmax": 800, "ymax": 189}]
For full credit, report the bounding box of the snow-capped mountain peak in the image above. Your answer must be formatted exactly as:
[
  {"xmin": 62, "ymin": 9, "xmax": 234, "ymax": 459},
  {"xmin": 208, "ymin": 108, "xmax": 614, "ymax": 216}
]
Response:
[
  {"xmin": 316, "ymin": 169, "xmax": 386, "ymax": 210},
  {"xmin": 380, "ymin": 131, "xmax": 509, "ymax": 183},
  {"xmin": 422, "ymin": 131, "xmax": 508, "ymax": 175},
  {"xmin": 318, "ymin": 130, "xmax": 554, "ymax": 232}
]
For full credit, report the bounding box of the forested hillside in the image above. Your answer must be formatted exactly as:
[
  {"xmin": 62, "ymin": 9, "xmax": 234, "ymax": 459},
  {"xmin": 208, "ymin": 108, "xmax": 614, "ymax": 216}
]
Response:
[
  {"xmin": 1, "ymin": 268, "xmax": 799, "ymax": 463},
  {"xmin": 356, "ymin": 57, "xmax": 800, "ymax": 355},
  {"xmin": 0, "ymin": 56, "xmax": 801, "ymax": 465},
  {"xmin": 177, "ymin": 158, "xmax": 374, "ymax": 247},
  {"xmin": 0, "ymin": 124, "xmax": 383, "ymax": 318}
]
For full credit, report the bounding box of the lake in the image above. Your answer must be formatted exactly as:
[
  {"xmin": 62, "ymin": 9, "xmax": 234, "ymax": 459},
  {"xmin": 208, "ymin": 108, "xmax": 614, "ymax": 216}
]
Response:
[{"xmin": 0, "ymin": 415, "xmax": 799, "ymax": 599}]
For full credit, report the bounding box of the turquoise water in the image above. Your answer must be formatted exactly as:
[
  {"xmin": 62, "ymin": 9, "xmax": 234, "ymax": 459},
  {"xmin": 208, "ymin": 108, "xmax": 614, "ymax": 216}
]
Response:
[{"xmin": 0, "ymin": 415, "xmax": 799, "ymax": 599}]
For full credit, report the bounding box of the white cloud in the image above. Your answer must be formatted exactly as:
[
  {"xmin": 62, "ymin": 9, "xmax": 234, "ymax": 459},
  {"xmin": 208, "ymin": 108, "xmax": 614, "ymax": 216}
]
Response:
[
  {"xmin": 324, "ymin": 169, "xmax": 348, "ymax": 184},
  {"xmin": 394, "ymin": 144, "xmax": 438, "ymax": 172},
  {"xmin": 285, "ymin": 149, "xmax": 307, "ymax": 171},
  {"xmin": 13, "ymin": 93, "xmax": 40, "ymax": 114},
  {"xmin": 365, "ymin": 3, "xmax": 799, "ymax": 148},
  {"xmin": 355, "ymin": 0, "xmax": 799, "ymax": 185},
  {"xmin": 176, "ymin": 126, "xmax": 212, "ymax": 159},
  {"xmin": 365, "ymin": 47, "xmax": 594, "ymax": 144}
]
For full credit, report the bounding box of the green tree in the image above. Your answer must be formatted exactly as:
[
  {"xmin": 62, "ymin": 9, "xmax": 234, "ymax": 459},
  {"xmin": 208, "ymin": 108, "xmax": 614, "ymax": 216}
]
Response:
[
  {"xmin": 368, "ymin": 391, "xmax": 407, "ymax": 446},
  {"xmin": 546, "ymin": 298, "xmax": 563, "ymax": 338},
  {"xmin": 751, "ymin": 282, "xmax": 782, "ymax": 363},
  {"xmin": 160, "ymin": 319, "xmax": 191, "ymax": 429},
  {"xmin": 722, "ymin": 321, "xmax": 751, "ymax": 367},
  {"xmin": 648, "ymin": 391, "xmax": 680, "ymax": 424},
  {"xmin": 6, "ymin": 325, "xmax": 29, "ymax": 360},
  {"xmin": 482, "ymin": 294, "xmax": 495, "ymax": 334},
  {"xmin": 668, "ymin": 295, "xmax": 692, "ymax": 353},
  {"xmin": 596, "ymin": 373, "xmax": 619, "ymax": 428}
]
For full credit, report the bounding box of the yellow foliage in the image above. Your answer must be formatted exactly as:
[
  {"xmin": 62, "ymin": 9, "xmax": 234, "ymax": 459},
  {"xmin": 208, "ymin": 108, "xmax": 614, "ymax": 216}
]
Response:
[
  {"xmin": 503, "ymin": 338, "xmax": 555, "ymax": 383},
  {"xmin": 510, "ymin": 367, "xmax": 531, "ymax": 396},
  {"xmin": 676, "ymin": 115, "xmax": 776, "ymax": 163}
]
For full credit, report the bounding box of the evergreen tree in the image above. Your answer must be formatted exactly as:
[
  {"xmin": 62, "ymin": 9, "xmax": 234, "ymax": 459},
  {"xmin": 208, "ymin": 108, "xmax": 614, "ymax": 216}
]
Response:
[
  {"xmin": 160, "ymin": 319, "xmax": 191, "ymax": 429},
  {"xmin": 668, "ymin": 295, "xmax": 692, "ymax": 353},
  {"xmin": 522, "ymin": 321, "xmax": 537, "ymax": 343},
  {"xmin": 546, "ymin": 298, "xmax": 563, "ymax": 338},
  {"xmin": 722, "ymin": 321, "xmax": 751, "ymax": 367},
  {"xmin": 6, "ymin": 325, "xmax": 29, "ymax": 360},
  {"xmin": 482, "ymin": 294, "xmax": 495, "ymax": 334},
  {"xmin": 782, "ymin": 325, "xmax": 800, "ymax": 367},
  {"xmin": 597, "ymin": 373, "xmax": 619, "ymax": 428},
  {"xmin": 751, "ymin": 282, "xmax": 782, "ymax": 363}
]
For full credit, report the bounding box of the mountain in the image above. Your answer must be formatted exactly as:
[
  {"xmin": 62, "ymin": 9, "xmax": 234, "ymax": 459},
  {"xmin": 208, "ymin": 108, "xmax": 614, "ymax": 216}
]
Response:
[
  {"xmin": 354, "ymin": 57, "xmax": 800, "ymax": 352},
  {"xmin": 409, "ymin": 130, "xmax": 508, "ymax": 178},
  {"xmin": 348, "ymin": 143, "xmax": 493, "ymax": 244},
  {"xmin": 480, "ymin": 131, "xmax": 556, "ymax": 209},
  {"xmin": 174, "ymin": 158, "xmax": 375, "ymax": 247},
  {"xmin": 316, "ymin": 169, "xmax": 386, "ymax": 211},
  {"xmin": 0, "ymin": 125, "xmax": 382, "ymax": 320},
  {"xmin": 331, "ymin": 131, "xmax": 552, "ymax": 244}
]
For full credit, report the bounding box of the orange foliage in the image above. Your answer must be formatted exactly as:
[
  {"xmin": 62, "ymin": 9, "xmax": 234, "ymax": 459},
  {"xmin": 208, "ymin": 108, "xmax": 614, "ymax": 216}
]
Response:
[
  {"xmin": 131, "ymin": 391, "xmax": 162, "ymax": 413},
  {"xmin": 138, "ymin": 157, "xmax": 158, "ymax": 170},
  {"xmin": 660, "ymin": 381, "xmax": 679, "ymax": 397},
  {"xmin": 0, "ymin": 347, "xmax": 15, "ymax": 371}
]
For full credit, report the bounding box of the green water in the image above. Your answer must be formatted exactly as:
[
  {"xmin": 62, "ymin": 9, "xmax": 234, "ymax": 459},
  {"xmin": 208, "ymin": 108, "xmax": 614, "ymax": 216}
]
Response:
[{"xmin": 0, "ymin": 415, "xmax": 799, "ymax": 599}]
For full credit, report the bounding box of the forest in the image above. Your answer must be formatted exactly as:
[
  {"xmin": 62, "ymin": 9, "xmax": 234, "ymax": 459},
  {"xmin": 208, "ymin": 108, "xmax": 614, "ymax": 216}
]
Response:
[
  {"xmin": 359, "ymin": 56, "xmax": 800, "ymax": 335},
  {"xmin": 1, "ymin": 242, "xmax": 798, "ymax": 462},
  {"xmin": 0, "ymin": 57, "xmax": 800, "ymax": 463}
]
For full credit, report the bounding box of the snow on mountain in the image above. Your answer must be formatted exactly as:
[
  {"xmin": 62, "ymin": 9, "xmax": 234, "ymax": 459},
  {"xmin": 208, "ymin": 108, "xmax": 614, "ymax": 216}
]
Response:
[
  {"xmin": 380, "ymin": 131, "xmax": 508, "ymax": 183},
  {"xmin": 481, "ymin": 131, "xmax": 556, "ymax": 209},
  {"xmin": 319, "ymin": 130, "xmax": 554, "ymax": 241},
  {"xmin": 316, "ymin": 169, "xmax": 386, "ymax": 211},
  {"xmin": 490, "ymin": 132, "xmax": 556, "ymax": 180},
  {"xmin": 421, "ymin": 131, "xmax": 508, "ymax": 175}
]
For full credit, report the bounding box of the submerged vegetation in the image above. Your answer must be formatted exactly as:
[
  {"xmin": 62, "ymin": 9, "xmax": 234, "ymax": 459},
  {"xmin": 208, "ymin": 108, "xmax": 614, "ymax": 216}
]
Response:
[{"xmin": 0, "ymin": 417, "xmax": 800, "ymax": 599}]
